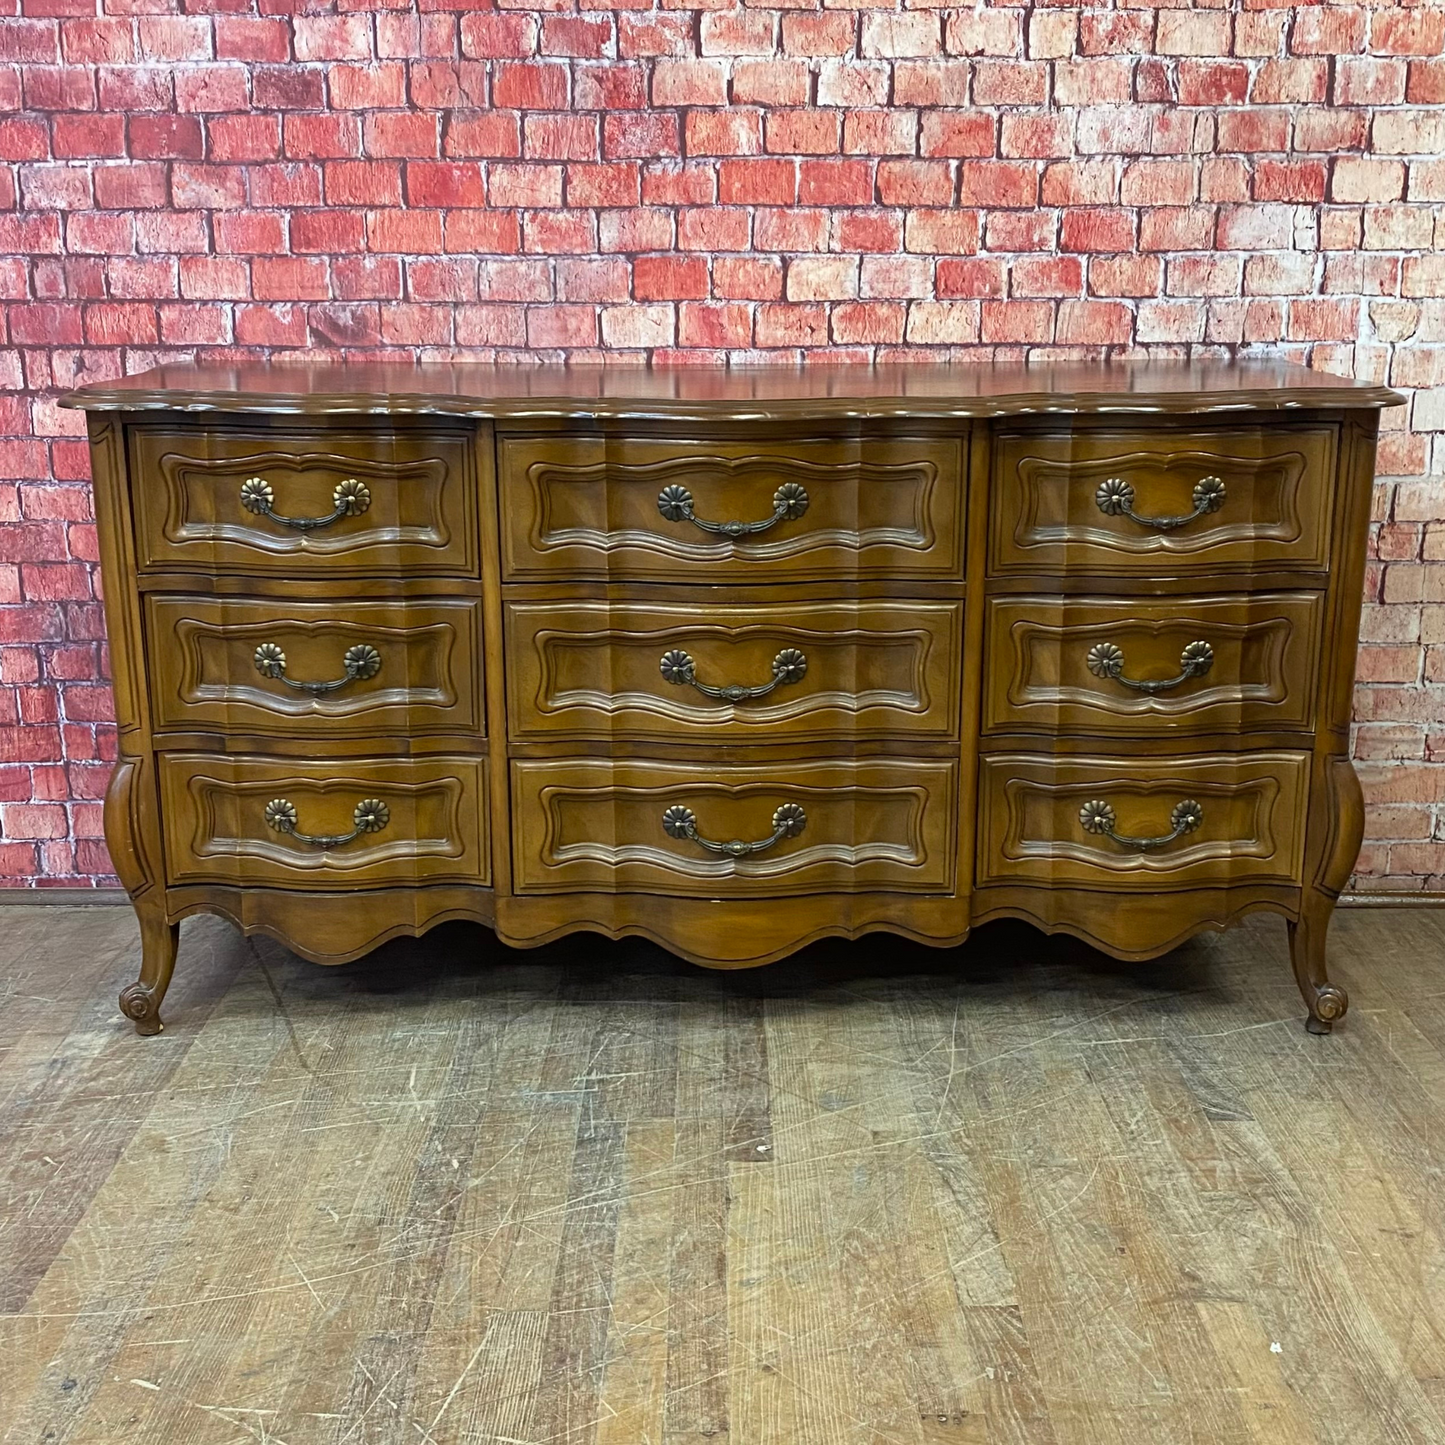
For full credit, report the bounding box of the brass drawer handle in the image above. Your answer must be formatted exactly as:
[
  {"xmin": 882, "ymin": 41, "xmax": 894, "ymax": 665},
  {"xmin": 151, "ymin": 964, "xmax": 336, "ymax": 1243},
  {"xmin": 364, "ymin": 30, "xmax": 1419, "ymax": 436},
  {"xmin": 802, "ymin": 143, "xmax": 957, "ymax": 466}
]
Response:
[
  {"xmin": 659, "ymin": 647, "xmax": 807, "ymax": 702},
  {"xmin": 1094, "ymin": 475, "xmax": 1225, "ymax": 531},
  {"xmin": 264, "ymin": 797, "xmax": 390, "ymax": 849},
  {"xmin": 661, "ymin": 802, "xmax": 806, "ymax": 858},
  {"xmin": 1078, "ymin": 798, "xmax": 1203, "ymax": 852},
  {"xmin": 253, "ymin": 642, "xmax": 381, "ymax": 695},
  {"xmin": 657, "ymin": 481, "xmax": 809, "ymax": 538},
  {"xmin": 239, "ymin": 476, "xmax": 371, "ymax": 531},
  {"xmin": 1085, "ymin": 640, "xmax": 1214, "ymax": 694}
]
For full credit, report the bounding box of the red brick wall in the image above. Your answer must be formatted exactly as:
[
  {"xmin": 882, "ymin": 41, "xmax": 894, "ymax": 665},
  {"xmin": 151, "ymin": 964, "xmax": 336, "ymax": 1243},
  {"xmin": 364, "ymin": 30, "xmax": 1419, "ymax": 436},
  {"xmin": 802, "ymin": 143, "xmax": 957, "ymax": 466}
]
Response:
[{"xmin": 0, "ymin": 1, "xmax": 1441, "ymax": 892}]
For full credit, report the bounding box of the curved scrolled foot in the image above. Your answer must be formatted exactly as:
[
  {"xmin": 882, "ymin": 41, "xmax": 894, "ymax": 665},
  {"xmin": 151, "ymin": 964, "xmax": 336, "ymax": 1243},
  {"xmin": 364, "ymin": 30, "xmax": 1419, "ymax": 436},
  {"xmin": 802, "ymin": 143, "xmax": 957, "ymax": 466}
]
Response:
[
  {"xmin": 121, "ymin": 913, "xmax": 179, "ymax": 1037},
  {"xmin": 1301, "ymin": 982, "xmax": 1349, "ymax": 1036},
  {"xmin": 120, "ymin": 982, "xmax": 166, "ymax": 1036},
  {"xmin": 1288, "ymin": 906, "xmax": 1348, "ymax": 1036}
]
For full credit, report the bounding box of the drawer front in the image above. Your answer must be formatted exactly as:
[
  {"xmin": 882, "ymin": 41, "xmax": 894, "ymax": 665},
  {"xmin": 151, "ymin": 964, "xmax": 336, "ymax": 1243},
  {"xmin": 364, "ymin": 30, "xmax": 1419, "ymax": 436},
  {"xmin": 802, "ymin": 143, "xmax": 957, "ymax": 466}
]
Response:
[
  {"xmin": 977, "ymin": 752, "xmax": 1308, "ymax": 889},
  {"xmin": 505, "ymin": 598, "xmax": 963, "ymax": 744},
  {"xmin": 498, "ymin": 433, "xmax": 964, "ymax": 580},
  {"xmin": 512, "ymin": 758, "xmax": 957, "ymax": 895},
  {"xmin": 983, "ymin": 593, "xmax": 1323, "ymax": 737},
  {"xmin": 160, "ymin": 754, "xmax": 489, "ymax": 889},
  {"xmin": 147, "ymin": 596, "xmax": 484, "ymax": 738},
  {"xmin": 131, "ymin": 424, "xmax": 478, "ymax": 577},
  {"xmin": 989, "ymin": 425, "xmax": 1335, "ymax": 577}
]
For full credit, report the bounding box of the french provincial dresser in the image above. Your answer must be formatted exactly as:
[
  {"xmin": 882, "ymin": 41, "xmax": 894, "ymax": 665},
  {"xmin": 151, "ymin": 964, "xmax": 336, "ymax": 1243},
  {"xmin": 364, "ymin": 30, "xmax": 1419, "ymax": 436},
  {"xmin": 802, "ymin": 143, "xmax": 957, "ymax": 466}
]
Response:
[{"xmin": 63, "ymin": 361, "xmax": 1402, "ymax": 1036}]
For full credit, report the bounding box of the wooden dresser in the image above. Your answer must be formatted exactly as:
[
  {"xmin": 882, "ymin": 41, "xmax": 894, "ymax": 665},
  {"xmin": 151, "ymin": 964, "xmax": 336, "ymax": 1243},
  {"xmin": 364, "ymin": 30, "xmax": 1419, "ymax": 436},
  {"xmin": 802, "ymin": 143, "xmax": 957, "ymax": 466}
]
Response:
[{"xmin": 64, "ymin": 361, "xmax": 1402, "ymax": 1036}]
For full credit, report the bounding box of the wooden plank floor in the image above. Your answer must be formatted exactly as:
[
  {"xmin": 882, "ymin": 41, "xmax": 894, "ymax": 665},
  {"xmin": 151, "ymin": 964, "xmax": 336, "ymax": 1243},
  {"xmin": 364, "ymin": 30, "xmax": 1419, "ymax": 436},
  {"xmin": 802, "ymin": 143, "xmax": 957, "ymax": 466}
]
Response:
[{"xmin": 1, "ymin": 904, "xmax": 1444, "ymax": 1445}]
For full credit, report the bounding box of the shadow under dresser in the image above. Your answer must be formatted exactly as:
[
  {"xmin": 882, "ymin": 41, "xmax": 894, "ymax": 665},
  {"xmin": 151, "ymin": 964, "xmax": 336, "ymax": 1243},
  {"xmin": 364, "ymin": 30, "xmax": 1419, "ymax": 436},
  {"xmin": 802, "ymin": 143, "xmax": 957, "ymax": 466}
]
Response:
[{"xmin": 62, "ymin": 360, "xmax": 1404, "ymax": 1035}]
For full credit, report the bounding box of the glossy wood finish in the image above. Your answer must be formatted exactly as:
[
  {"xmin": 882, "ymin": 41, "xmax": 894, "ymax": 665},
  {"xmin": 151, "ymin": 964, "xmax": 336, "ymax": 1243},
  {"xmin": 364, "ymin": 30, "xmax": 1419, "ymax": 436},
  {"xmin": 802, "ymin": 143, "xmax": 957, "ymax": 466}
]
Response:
[
  {"xmin": 505, "ymin": 597, "xmax": 963, "ymax": 743},
  {"xmin": 159, "ymin": 753, "xmax": 491, "ymax": 889},
  {"xmin": 498, "ymin": 432, "xmax": 965, "ymax": 581},
  {"xmin": 7, "ymin": 903, "xmax": 1445, "ymax": 1445},
  {"xmin": 511, "ymin": 757, "xmax": 957, "ymax": 895},
  {"xmin": 146, "ymin": 595, "xmax": 484, "ymax": 737},
  {"xmin": 130, "ymin": 422, "xmax": 478, "ymax": 577},
  {"xmin": 983, "ymin": 592, "xmax": 1323, "ymax": 738},
  {"xmin": 63, "ymin": 360, "xmax": 1403, "ymax": 1035},
  {"xmin": 989, "ymin": 424, "xmax": 1336, "ymax": 579},
  {"xmin": 977, "ymin": 751, "xmax": 1309, "ymax": 890}
]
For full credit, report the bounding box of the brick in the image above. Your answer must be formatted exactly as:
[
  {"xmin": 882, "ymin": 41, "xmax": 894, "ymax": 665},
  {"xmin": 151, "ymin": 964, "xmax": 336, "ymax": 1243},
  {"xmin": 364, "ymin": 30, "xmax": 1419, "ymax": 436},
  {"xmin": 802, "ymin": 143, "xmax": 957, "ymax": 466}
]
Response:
[
  {"xmin": 604, "ymin": 112, "xmax": 680, "ymax": 161},
  {"xmin": 459, "ymin": 14, "xmax": 537, "ymax": 59},
  {"xmin": 129, "ymin": 114, "xmax": 204, "ymax": 161},
  {"xmin": 878, "ymin": 161, "xmax": 953, "ymax": 208},
  {"xmin": 634, "ymin": 255, "xmax": 708, "ymax": 301},
  {"xmin": 494, "ymin": 63, "xmax": 569, "ymax": 111},
  {"xmin": 905, "ymin": 301, "xmax": 979, "ymax": 345},
  {"xmin": 781, "ymin": 14, "xmax": 855, "ymax": 57},
  {"xmin": 1177, "ymin": 62, "xmax": 1249, "ymax": 106},
  {"xmin": 904, "ymin": 209, "xmax": 980, "ymax": 256},
  {"xmin": 1011, "ymin": 257, "xmax": 1083, "ymax": 298},
  {"xmin": 407, "ymin": 162, "xmax": 486, "ymax": 209},
  {"xmin": 678, "ymin": 207, "xmax": 750, "ymax": 252},
  {"xmin": 1333, "ymin": 158, "xmax": 1406, "ymax": 204},
  {"xmin": 719, "ymin": 159, "xmax": 796, "ymax": 206},
  {"xmin": 175, "ymin": 65, "xmax": 249, "ymax": 113},
  {"xmin": 817, "ymin": 61, "xmax": 890, "ymax": 108},
  {"xmin": 922, "ymin": 114, "xmax": 996, "ymax": 163},
  {"xmin": 754, "ymin": 302, "xmax": 827, "ymax": 348},
  {"xmin": 767, "ymin": 111, "xmax": 840, "ymax": 156},
  {"xmin": 945, "ymin": 10, "xmax": 1020, "ymax": 57},
  {"xmin": 445, "ymin": 114, "xmax": 523, "ymax": 160},
  {"xmin": 959, "ymin": 162, "xmax": 1038, "ymax": 210},
  {"xmin": 1060, "ymin": 208, "xmax": 1135, "ymax": 254},
  {"xmin": 733, "ymin": 61, "xmax": 811, "ymax": 108},
  {"xmin": 541, "ymin": 17, "xmax": 613, "ymax": 59},
  {"xmin": 679, "ymin": 301, "xmax": 752, "ymax": 349},
  {"xmin": 1254, "ymin": 59, "xmax": 1328, "ymax": 105},
  {"xmin": 714, "ymin": 256, "xmax": 783, "ymax": 300},
  {"xmin": 600, "ymin": 303, "xmax": 673, "ymax": 349},
  {"xmin": 687, "ymin": 110, "xmax": 762, "ymax": 158},
  {"xmin": 652, "ymin": 60, "xmax": 727, "ymax": 107},
  {"xmin": 786, "ymin": 256, "xmax": 858, "ymax": 302},
  {"xmin": 1336, "ymin": 58, "xmax": 1407, "ymax": 107},
  {"xmin": 843, "ymin": 111, "xmax": 918, "ymax": 158},
  {"xmin": 700, "ymin": 12, "xmax": 775, "ymax": 57},
  {"xmin": 1056, "ymin": 300, "xmax": 1131, "ymax": 346},
  {"xmin": 973, "ymin": 61, "xmax": 1048, "ymax": 106},
  {"xmin": 861, "ymin": 14, "xmax": 939, "ymax": 59},
  {"xmin": 799, "ymin": 159, "xmax": 872, "ymax": 207}
]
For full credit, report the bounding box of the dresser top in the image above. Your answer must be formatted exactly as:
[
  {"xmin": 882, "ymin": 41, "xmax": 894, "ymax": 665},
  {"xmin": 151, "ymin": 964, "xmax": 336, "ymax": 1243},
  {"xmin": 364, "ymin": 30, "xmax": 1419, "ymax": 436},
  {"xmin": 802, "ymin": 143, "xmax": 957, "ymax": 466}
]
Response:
[{"xmin": 64, "ymin": 358, "xmax": 1402, "ymax": 421}]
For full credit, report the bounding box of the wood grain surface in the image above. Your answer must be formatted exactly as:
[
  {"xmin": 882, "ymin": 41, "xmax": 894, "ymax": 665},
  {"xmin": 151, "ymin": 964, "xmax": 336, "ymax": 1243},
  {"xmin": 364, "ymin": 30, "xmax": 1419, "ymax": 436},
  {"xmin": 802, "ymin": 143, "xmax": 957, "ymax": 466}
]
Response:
[{"xmin": 2, "ymin": 903, "xmax": 1443, "ymax": 1444}]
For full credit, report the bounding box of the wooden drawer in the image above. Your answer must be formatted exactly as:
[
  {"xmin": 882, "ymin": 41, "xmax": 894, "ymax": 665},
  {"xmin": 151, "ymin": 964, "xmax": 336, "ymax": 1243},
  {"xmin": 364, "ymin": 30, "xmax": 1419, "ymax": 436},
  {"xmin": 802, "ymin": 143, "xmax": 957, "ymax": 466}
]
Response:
[
  {"xmin": 130, "ymin": 423, "xmax": 478, "ymax": 577},
  {"xmin": 983, "ymin": 593, "xmax": 1323, "ymax": 737},
  {"xmin": 989, "ymin": 425, "xmax": 1335, "ymax": 577},
  {"xmin": 504, "ymin": 598, "xmax": 963, "ymax": 744},
  {"xmin": 146, "ymin": 596, "xmax": 484, "ymax": 738},
  {"xmin": 512, "ymin": 757, "xmax": 957, "ymax": 895},
  {"xmin": 159, "ymin": 753, "xmax": 489, "ymax": 889},
  {"xmin": 977, "ymin": 752, "xmax": 1308, "ymax": 890},
  {"xmin": 498, "ymin": 433, "xmax": 964, "ymax": 581}
]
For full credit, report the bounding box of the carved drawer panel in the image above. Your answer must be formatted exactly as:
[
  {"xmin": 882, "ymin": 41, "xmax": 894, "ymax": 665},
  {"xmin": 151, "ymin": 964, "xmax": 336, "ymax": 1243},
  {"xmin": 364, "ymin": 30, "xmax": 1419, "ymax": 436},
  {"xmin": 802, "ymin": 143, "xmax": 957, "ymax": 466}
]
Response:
[
  {"xmin": 512, "ymin": 757, "xmax": 957, "ymax": 895},
  {"xmin": 160, "ymin": 754, "xmax": 490, "ymax": 889},
  {"xmin": 497, "ymin": 433, "xmax": 964, "ymax": 580},
  {"xmin": 146, "ymin": 596, "xmax": 484, "ymax": 738},
  {"xmin": 130, "ymin": 424, "xmax": 477, "ymax": 577},
  {"xmin": 983, "ymin": 592, "xmax": 1323, "ymax": 737},
  {"xmin": 989, "ymin": 425, "xmax": 1335, "ymax": 578},
  {"xmin": 977, "ymin": 751, "xmax": 1309, "ymax": 890},
  {"xmin": 504, "ymin": 598, "xmax": 963, "ymax": 744}
]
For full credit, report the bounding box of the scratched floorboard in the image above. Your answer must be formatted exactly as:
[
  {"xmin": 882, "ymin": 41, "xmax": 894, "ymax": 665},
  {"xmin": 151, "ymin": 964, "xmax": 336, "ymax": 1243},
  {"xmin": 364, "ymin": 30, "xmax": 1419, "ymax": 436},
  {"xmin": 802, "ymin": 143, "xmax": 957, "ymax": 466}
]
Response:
[{"xmin": 0, "ymin": 905, "xmax": 1443, "ymax": 1445}]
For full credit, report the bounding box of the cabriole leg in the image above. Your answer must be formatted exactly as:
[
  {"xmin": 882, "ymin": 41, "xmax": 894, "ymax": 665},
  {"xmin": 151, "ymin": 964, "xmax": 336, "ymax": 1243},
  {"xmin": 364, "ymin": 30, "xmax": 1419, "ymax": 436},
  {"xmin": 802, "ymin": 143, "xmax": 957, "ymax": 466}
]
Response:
[
  {"xmin": 120, "ymin": 909, "xmax": 179, "ymax": 1037},
  {"xmin": 1287, "ymin": 898, "xmax": 1349, "ymax": 1036}
]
